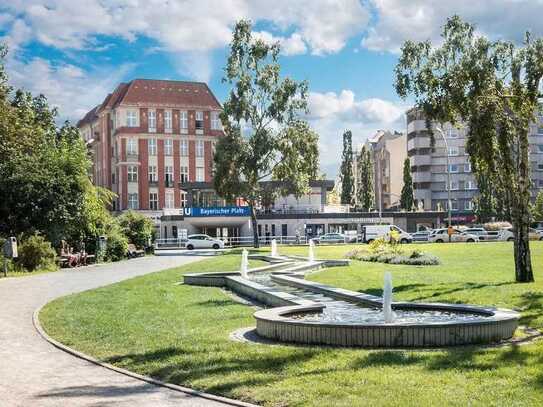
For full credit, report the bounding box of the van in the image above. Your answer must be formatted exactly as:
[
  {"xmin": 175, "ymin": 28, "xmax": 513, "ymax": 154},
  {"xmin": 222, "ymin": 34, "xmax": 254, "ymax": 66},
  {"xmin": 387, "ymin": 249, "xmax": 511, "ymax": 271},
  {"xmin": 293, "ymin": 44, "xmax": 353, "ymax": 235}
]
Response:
[{"xmin": 363, "ymin": 225, "xmax": 412, "ymax": 244}]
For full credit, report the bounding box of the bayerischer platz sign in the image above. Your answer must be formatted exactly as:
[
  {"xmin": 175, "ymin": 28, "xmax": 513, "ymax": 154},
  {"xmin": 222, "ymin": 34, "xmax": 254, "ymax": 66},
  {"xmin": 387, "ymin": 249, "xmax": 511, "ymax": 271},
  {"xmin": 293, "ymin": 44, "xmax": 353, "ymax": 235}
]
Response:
[{"xmin": 182, "ymin": 206, "xmax": 251, "ymax": 217}]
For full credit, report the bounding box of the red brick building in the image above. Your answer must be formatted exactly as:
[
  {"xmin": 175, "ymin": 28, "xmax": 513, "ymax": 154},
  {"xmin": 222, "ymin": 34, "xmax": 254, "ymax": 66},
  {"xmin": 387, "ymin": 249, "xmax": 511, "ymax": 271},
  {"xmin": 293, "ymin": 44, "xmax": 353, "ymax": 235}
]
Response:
[{"xmin": 78, "ymin": 79, "xmax": 224, "ymax": 220}]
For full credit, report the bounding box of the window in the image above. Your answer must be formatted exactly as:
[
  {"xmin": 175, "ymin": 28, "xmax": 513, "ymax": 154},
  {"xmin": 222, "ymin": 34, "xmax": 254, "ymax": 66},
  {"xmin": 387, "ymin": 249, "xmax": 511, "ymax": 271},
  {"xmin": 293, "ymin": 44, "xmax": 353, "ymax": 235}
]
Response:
[
  {"xmin": 127, "ymin": 138, "xmax": 137, "ymax": 156},
  {"xmin": 180, "ymin": 111, "xmax": 188, "ymax": 129},
  {"xmin": 149, "ymin": 193, "xmax": 158, "ymax": 210},
  {"xmin": 164, "ymin": 110, "xmax": 172, "ymax": 131},
  {"xmin": 165, "ymin": 191, "xmax": 174, "ymax": 209},
  {"xmin": 450, "ymin": 181, "xmax": 458, "ymax": 190},
  {"xmin": 448, "ymin": 164, "xmax": 459, "ymax": 173},
  {"xmin": 180, "ymin": 139, "xmax": 189, "ymax": 156},
  {"xmin": 164, "ymin": 139, "xmax": 173, "ymax": 155},
  {"xmin": 466, "ymin": 180, "xmax": 476, "ymax": 190},
  {"xmin": 447, "ymin": 127, "xmax": 458, "ymax": 138},
  {"xmin": 539, "ymin": 179, "xmax": 543, "ymax": 187},
  {"xmin": 127, "ymin": 165, "xmax": 138, "ymax": 182},
  {"xmin": 464, "ymin": 200, "xmax": 473, "ymax": 211},
  {"xmin": 180, "ymin": 191, "xmax": 187, "ymax": 207},
  {"xmin": 148, "ymin": 138, "xmax": 157, "ymax": 155},
  {"xmin": 196, "ymin": 166, "xmax": 204, "ymax": 182},
  {"xmin": 126, "ymin": 110, "xmax": 137, "ymax": 127},
  {"xmin": 128, "ymin": 193, "xmax": 139, "ymax": 209},
  {"xmin": 165, "ymin": 165, "xmax": 174, "ymax": 186},
  {"xmin": 196, "ymin": 140, "xmax": 204, "ymax": 157},
  {"xmin": 180, "ymin": 166, "xmax": 189, "ymax": 183},
  {"xmin": 464, "ymin": 162, "xmax": 471, "ymax": 172},
  {"xmin": 450, "ymin": 200, "xmax": 459, "ymax": 211},
  {"xmin": 538, "ymin": 126, "xmax": 543, "ymax": 135},
  {"xmin": 148, "ymin": 165, "xmax": 157, "ymax": 182},
  {"xmin": 211, "ymin": 111, "xmax": 221, "ymax": 130},
  {"xmin": 448, "ymin": 146, "xmax": 459, "ymax": 156},
  {"xmin": 195, "ymin": 111, "xmax": 204, "ymax": 130},
  {"xmin": 538, "ymin": 145, "xmax": 543, "ymax": 153},
  {"xmin": 112, "ymin": 172, "xmax": 116, "ymax": 184},
  {"xmin": 538, "ymin": 163, "xmax": 543, "ymax": 171},
  {"xmin": 148, "ymin": 110, "xmax": 156, "ymax": 132}
]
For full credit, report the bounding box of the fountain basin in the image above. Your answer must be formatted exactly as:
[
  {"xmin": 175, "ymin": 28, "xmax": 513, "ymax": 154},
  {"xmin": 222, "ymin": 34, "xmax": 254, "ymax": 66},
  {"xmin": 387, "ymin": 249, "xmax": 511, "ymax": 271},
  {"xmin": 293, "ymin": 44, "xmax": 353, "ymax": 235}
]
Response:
[{"xmin": 183, "ymin": 258, "xmax": 519, "ymax": 348}]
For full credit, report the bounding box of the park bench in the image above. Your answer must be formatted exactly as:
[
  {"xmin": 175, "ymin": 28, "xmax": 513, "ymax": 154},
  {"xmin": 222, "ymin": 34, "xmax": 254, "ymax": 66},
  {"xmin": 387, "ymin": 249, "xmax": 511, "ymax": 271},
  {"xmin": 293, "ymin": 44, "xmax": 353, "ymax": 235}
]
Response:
[{"xmin": 127, "ymin": 244, "xmax": 145, "ymax": 258}]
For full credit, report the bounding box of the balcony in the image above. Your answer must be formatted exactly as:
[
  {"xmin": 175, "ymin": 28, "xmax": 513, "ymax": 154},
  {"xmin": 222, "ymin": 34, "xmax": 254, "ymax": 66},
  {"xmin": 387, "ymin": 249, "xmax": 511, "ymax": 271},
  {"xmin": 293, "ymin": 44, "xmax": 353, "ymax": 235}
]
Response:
[
  {"xmin": 412, "ymin": 171, "xmax": 432, "ymax": 183},
  {"xmin": 407, "ymin": 136, "xmax": 432, "ymax": 151},
  {"xmin": 410, "ymin": 154, "xmax": 431, "ymax": 166}
]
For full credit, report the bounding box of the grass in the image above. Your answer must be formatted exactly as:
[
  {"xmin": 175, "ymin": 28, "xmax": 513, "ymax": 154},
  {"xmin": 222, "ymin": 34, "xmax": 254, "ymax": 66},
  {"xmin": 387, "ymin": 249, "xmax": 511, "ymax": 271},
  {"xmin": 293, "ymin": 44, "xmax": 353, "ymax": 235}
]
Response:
[{"xmin": 40, "ymin": 242, "xmax": 543, "ymax": 406}]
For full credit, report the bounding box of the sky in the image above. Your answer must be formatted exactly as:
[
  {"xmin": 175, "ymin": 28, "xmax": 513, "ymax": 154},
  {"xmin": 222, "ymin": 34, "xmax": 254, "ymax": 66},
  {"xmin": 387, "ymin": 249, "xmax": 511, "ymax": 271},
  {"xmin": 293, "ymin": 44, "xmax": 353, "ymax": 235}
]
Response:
[{"xmin": 1, "ymin": 0, "xmax": 543, "ymax": 177}]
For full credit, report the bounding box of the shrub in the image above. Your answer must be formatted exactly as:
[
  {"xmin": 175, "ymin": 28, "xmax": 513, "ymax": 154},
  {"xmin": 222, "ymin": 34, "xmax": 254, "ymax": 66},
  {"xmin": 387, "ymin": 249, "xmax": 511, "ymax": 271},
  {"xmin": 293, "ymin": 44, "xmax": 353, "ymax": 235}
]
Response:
[
  {"xmin": 345, "ymin": 246, "xmax": 439, "ymax": 266},
  {"xmin": 17, "ymin": 234, "xmax": 57, "ymax": 272},
  {"xmin": 105, "ymin": 223, "xmax": 129, "ymax": 262},
  {"xmin": 117, "ymin": 210, "xmax": 155, "ymax": 248}
]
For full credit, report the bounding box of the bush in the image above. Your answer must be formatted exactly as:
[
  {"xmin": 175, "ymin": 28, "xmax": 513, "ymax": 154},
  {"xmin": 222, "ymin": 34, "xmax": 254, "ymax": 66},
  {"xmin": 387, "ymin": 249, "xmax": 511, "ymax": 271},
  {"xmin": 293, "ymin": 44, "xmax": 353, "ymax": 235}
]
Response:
[
  {"xmin": 104, "ymin": 223, "xmax": 129, "ymax": 262},
  {"xmin": 117, "ymin": 210, "xmax": 155, "ymax": 248},
  {"xmin": 17, "ymin": 234, "xmax": 57, "ymax": 272}
]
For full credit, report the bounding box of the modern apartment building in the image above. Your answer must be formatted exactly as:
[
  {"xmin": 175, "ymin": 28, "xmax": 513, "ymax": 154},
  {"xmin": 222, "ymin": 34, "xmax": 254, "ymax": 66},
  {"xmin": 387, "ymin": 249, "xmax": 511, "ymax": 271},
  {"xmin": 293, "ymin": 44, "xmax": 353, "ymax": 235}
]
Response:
[
  {"xmin": 406, "ymin": 108, "xmax": 543, "ymax": 221},
  {"xmin": 363, "ymin": 130, "xmax": 407, "ymax": 210}
]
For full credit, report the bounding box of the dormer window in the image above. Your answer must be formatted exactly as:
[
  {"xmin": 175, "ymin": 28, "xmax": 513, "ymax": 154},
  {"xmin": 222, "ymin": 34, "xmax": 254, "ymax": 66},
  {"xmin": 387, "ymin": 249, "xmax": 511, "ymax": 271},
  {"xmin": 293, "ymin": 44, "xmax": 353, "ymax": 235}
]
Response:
[
  {"xmin": 195, "ymin": 111, "xmax": 204, "ymax": 130},
  {"xmin": 126, "ymin": 110, "xmax": 137, "ymax": 127}
]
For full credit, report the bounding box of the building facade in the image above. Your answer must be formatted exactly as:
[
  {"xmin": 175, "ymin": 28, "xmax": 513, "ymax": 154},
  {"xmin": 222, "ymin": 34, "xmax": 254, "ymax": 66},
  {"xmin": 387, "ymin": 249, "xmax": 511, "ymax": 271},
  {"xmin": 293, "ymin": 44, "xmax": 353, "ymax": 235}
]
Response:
[
  {"xmin": 406, "ymin": 108, "xmax": 543, "ymax": 221},
  {"xmin": 362, "ymin": 130, "xmax": 407, "ymax": 210}
]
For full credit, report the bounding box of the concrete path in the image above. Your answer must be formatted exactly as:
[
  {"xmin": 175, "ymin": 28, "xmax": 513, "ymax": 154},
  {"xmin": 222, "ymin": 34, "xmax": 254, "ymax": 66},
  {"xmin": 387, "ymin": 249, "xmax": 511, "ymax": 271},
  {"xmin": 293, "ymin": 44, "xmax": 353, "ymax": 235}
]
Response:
[{"xmin": 0, "ymin": 256, "xmax": 241, "ymax": 406}]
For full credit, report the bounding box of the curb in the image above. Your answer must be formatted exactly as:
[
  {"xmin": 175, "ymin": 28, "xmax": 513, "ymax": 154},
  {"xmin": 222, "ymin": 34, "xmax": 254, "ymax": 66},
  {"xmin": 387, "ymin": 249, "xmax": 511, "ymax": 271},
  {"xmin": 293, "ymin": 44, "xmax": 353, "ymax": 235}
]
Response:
[{"xmin": 33, "ymin": 307, "xmax": 259, "ymax": 407}]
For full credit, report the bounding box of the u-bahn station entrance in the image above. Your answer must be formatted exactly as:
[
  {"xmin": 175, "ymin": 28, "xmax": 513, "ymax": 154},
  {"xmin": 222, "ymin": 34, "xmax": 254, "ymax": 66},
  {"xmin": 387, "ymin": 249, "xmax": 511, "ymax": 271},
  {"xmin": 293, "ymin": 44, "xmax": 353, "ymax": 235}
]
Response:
[{"xmin": 155, "ymin": 181, "xmax": 445, "ymax": 244}]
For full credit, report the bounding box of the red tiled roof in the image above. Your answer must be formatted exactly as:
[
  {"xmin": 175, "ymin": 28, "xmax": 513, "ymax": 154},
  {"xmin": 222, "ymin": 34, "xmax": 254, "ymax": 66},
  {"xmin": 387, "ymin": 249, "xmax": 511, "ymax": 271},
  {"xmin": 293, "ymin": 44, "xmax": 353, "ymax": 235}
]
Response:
[
  {"xmin": 76, "ymin": 105, "xmax": 99, "ymax": 127},
  {"xmin": 118, "ymin": 79, "xmax": 221, "ymax": 109}
]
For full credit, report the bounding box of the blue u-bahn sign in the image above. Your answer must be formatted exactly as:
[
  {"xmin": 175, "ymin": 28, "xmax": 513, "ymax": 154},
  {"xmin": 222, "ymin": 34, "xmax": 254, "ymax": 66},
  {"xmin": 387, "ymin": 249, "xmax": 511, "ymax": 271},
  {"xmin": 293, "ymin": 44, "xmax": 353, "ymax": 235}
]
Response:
[{"xmin": 182, "ymin": 206, "xmax": 250, "ymax": 217}]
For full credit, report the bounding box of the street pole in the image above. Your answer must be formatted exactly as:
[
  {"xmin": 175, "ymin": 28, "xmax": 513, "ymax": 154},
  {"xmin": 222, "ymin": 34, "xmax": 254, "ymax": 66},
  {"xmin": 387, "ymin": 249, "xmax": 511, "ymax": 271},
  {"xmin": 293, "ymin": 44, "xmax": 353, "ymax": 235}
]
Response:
[
  {"xmin": 435, "ymin": 127, "xmax": 452, "ymax": 229},
  {"xmin": 377, "ymin": 150, "xmax": 382, "ymax": 222}
]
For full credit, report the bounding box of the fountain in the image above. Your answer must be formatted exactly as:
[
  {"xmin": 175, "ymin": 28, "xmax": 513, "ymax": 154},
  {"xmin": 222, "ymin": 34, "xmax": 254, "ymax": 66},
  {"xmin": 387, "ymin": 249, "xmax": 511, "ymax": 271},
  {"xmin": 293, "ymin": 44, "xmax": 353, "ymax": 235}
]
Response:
[
  {"xmin": 308, "ymin": 239, "xmax": 315, "ymax": 263},
  {"xmin": 271, "ymin": 239, "xmax": 278, "ymax": 257},
  {"xmin": 382, "ymin": 272, "xmax": 395, "ymax": 323},
  {"xmin": 240, "ymin": 248, "xmax": 249, "ymax": 279}
]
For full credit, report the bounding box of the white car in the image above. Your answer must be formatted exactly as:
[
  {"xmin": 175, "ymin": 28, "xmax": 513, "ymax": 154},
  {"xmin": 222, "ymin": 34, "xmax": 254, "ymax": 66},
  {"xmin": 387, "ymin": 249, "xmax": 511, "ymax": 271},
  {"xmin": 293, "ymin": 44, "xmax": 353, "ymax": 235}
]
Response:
[
  {"xmin": 497, "ymin": 228, "xmax": 543, "ymax": 241},
  {"xmin": 313, "ymin": 233, "xmax": 346, "ymax": 244},
  {"xmin": 428, "ymin": 228, "xmax": 479, "ymax": 243},
  {"xmin": 185, "ymin": 234, "xmax": 225, "ymax": 250},
  {"xmin": 364, "ymin": 225, "xmax": 413, "ymax": 244}
]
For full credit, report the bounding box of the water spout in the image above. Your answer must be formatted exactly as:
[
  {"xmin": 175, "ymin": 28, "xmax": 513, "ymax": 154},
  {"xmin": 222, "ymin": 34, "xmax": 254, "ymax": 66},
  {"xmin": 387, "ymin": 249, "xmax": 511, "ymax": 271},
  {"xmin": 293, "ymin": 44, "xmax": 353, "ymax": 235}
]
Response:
[
  {"xmin": 271, "ymin": 239, "xmax": 278, "ymax": 257},
  {"xmin": 308, "ymin": 239, "xmax": 315, "ymax": 263},
  {"xmin": 240, "ymin": 249, "xmax": 249, "ymax": 279},
  {"xmin": 383, "ymin": 272, "xmax": 395, "ymax": 323}
]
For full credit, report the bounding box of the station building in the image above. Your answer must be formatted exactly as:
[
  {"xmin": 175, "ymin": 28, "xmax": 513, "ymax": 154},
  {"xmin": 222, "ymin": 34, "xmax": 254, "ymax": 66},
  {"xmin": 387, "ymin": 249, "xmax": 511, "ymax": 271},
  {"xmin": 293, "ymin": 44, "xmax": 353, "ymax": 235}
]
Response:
[{"xmin": 78, "ymin": 79, "xmax": 444, "ymax": 241}]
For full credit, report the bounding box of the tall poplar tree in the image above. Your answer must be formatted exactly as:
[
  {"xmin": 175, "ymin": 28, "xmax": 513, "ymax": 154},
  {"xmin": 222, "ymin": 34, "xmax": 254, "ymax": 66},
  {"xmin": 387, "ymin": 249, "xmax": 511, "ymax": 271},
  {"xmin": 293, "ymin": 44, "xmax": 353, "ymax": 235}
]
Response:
[
  {"xmin": 395, "ymin": 16, "xmax": 543, "ymax": 282},
  {"xmin": 356, "ymin": 146, "xmax": 374, "ymax": 211},
  {"xmin": 340, "ymin": 130, "xmax": 354, "ymax": 206},
  {"xmin": 400, "ymin": 158, "xmax": 414, "ymax": 211}
]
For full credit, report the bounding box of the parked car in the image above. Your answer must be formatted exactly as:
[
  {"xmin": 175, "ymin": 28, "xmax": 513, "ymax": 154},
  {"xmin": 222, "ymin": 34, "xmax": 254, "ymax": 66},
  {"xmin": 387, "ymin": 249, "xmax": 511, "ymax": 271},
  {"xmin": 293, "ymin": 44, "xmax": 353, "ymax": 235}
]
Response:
[
  {"xmin": 363, "ymin": 225, "xmax": 412, "ymax": 244},
  {"xmin": 185, "ymin": 234, "xmax": 225, "ymax": 250},
  {"xmin": 411, "ymin": 230, "xmax": 431, "ymax": 242},
  {"xmin": 463, "ymin": 227, "xmax": 491, "ymax": 240},
  {"xmin": 428, "ymin": 228, "xmax": 479, "ymax": 243},
  {"xmin": 497, "ymin": 228, "xmax": 543, "ymax": 241},
  {"xmin": 313, "ymin": 233, "xmax": 346, "ymax": 244}
]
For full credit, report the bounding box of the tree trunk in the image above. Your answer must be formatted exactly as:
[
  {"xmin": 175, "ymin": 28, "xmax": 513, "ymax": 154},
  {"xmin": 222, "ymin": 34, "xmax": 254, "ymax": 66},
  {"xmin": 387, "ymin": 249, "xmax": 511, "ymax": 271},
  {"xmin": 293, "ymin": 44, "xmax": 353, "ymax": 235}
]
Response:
[
  {"xmin": 513, "ymin": 126, "xmax": 534, "ymax": 282},
  {"xmin": 250, "ymin": 203, "xmax": 259, "ymax": 248}
]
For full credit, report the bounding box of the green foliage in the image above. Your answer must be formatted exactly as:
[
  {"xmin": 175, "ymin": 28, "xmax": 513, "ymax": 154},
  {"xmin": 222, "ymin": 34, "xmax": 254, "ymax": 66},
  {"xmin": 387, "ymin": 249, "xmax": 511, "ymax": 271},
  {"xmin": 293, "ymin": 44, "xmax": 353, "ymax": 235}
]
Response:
[
  {"xmin": 340, "ymin": 130, "xmax": 354, "ymax": 205},
  {"xmin": 532, "ymin": 190, "xmax": 543, "ymax": 221},
  {"xmin": 117, "ymin": 210, "xmax": 154, "ymax": 248},
  {"xmin": 214, "ymin": 20, "xmax": 319, "ymax": 247},
  {"xmin": 0, "ymin": 47, "xmax": 113, "ymax": 253},
  {"xmin": 17, "ymin": 234, "xmax": 57, "ymax": 272},
  {"xmin": 345, "ymin": 246, "xmax": 440, "ymax": 265},
  {"xmin": 355, "ymin": 146, "xmax": 374, "ymax": 211},
  {"xmin": 400, "ymin": 158, "xmax": 414, "ymax": 210},
  {"xmin": 104, "ymin": 221, "xmax": 128, "ymax": 262},
  {"xmin": 394, "ymin": 15, "xmax": 543, "ymax": 282}
]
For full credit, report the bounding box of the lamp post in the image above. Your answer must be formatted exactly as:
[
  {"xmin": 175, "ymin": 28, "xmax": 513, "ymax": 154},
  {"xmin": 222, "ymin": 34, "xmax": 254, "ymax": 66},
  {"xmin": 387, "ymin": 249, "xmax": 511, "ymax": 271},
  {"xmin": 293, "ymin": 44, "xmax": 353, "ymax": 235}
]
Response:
[{"xmin": 434, "ymin": 126, "xmax": 452, "ymax": 228}]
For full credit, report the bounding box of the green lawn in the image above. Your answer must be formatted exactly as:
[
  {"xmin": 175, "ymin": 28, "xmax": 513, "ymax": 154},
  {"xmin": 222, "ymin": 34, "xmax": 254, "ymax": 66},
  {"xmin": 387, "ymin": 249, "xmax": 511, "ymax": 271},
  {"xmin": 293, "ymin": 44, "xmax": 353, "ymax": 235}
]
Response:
[{"xmin": 40, "ymin": 243, "xmax": 543, "ymax": 406}]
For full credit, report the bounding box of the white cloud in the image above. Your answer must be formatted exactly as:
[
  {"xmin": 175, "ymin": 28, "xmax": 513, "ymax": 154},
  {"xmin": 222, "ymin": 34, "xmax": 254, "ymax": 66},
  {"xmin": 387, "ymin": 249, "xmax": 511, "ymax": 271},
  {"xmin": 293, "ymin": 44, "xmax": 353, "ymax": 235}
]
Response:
[
  {"xmin": 7, "ymin": 56, "xmax": 134, "ymax": 122},
  {"xmin": 363, "ymin": 0, "xmax": 543, "ymax": 53},
  {"xmin": 253, "ymin": 31, "xmax": 307, "ymax": 56},
  {"xmin": 3, "ymin": 0, "xmax": 369, "ymax": 55},
  {"xmin": 306, "ymin": 89, "xmax": 407, "ymax": 176}
]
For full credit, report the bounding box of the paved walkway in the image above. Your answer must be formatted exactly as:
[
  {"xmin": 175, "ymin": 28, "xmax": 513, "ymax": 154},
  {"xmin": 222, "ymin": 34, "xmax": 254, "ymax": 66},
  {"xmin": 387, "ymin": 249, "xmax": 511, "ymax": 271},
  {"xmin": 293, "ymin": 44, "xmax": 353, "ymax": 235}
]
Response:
[{"xmin": 0, "ymin": 256, "xmax": 237, "ymax": 406}]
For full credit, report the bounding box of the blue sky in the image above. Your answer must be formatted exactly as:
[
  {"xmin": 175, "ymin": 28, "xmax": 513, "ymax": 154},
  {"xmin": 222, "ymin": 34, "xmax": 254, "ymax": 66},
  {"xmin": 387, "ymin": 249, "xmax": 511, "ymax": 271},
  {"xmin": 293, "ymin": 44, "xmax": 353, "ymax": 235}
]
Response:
[{"xmin": 2, "ymin": 0, "xmax": 542, "ymax": 177}]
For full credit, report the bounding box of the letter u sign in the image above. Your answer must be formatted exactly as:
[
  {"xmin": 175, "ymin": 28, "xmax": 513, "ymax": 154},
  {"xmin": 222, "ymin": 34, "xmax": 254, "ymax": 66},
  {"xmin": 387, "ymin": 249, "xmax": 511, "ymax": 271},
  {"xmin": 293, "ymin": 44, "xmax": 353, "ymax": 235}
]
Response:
[{"xmin": 183, "ymin": 208, "xmax": 192, "ymax": 216}]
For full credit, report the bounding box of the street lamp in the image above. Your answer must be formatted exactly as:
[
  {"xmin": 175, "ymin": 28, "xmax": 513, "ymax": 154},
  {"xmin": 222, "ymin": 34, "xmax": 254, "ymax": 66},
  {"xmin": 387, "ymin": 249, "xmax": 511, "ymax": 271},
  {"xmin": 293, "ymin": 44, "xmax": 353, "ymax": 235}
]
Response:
[{"xmin": 434, "ymin": 126, "xmax": 452, "ymax": 228}]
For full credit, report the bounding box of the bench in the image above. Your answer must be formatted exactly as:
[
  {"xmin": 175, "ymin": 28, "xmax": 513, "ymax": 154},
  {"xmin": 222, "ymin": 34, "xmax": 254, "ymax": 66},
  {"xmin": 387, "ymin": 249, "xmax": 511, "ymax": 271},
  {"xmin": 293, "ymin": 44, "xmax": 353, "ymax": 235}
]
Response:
[{"xmin": 127, "ymin": 244, "xmax": 145, "ymax": 258}]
